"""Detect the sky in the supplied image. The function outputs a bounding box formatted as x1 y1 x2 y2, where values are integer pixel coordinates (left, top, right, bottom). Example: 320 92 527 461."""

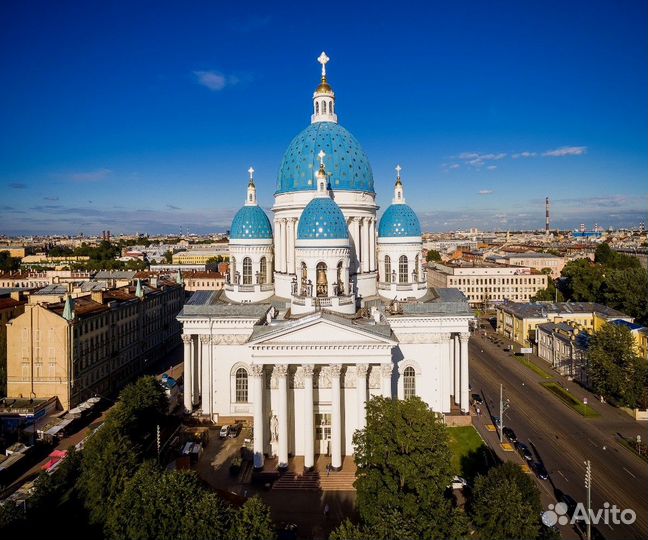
1 0 646 236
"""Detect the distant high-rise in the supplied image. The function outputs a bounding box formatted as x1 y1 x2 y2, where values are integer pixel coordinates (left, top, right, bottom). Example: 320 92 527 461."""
545 197 550 234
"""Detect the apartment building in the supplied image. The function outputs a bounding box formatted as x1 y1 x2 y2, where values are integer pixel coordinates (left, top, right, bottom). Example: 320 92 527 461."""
6 279 184 410
496 301 632 347
427 261 547 308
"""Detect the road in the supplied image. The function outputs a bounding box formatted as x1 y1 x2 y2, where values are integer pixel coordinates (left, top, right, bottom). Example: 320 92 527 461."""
470 330 648 540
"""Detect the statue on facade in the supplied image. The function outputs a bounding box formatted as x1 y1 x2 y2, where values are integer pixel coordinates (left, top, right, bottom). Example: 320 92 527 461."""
270 414 279 443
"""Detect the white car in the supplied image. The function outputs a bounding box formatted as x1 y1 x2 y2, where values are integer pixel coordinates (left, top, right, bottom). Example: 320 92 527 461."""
219 425 230 438
450 476 469 490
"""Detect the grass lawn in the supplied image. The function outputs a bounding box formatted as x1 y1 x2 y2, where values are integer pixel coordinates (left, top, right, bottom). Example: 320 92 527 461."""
512 354 553 379
540 382 600 417
447 426 494 482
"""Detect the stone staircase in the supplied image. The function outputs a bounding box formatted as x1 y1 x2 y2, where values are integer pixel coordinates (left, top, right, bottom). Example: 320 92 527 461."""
272 468 356 492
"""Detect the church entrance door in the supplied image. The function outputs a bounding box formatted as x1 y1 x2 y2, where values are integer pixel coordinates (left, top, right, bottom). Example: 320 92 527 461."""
315 413 331 455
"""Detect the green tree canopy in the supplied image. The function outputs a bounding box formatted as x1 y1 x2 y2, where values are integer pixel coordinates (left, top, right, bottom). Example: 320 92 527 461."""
106 462 234 540
559 258 605 302
349 396 466 540
588 322 648 408
0 251 20 272
426 249 442 263
470 462 542 540
229 496 277 540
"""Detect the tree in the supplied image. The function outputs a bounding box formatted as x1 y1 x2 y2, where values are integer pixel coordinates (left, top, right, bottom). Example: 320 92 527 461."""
329 519 369 540
111 376 169 442
559 259 605 302
470 462 542 540
106 462 233 540
588 323 648 408
595 243 640 270
229 496 276 540
594 243 614 265
599 268 648 324
350 396 466 539
0 251 20 272
531 279 564 302
426 249 441 263
163 250 173 263
78 419 140 525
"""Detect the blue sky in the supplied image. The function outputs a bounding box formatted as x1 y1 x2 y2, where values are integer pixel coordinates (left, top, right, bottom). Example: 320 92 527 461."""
1 0 646 235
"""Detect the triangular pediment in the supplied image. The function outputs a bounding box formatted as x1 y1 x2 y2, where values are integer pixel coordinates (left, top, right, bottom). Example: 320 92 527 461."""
249 312 396 346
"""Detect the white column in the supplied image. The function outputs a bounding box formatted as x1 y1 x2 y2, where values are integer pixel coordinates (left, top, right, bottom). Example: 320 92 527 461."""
192 337 199 405
352 218 361 273
360 218 368 272
460 332 470 412
369 219 375 271
276 364 289 468
356 364 368 431
330 364 342 470
280 219 287 273
303 364 315 470
200 335 210 412
287 219 295 274
453 334 460 405
182 335 193 412
381 363 392 398
251 364 265 469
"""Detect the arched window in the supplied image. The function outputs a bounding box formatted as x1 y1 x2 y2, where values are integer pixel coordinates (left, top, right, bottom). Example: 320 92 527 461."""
316 262 328 297
384 255 392 283
235 368 248 402
329 100 333 113
322 101 327 114
414 254 420 282
315 101 319 114
260 257 267 284
398 255 408 284
230 257 237 283
403 367 416 399
242 257 252 285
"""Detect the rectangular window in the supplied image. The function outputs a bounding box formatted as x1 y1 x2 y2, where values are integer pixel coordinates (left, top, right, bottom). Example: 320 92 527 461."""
315 413 331 440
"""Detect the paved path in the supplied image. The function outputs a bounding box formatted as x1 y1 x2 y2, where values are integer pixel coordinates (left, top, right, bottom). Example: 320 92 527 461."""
471 329 647 540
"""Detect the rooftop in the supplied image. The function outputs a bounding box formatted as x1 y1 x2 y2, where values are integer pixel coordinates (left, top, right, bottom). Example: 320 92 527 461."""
499 301 630 319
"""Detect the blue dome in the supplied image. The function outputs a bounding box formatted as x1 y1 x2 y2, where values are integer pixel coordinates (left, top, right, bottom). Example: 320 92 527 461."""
277 122 374 194
378 204 422 237
230 206 273 240
297 197 349 240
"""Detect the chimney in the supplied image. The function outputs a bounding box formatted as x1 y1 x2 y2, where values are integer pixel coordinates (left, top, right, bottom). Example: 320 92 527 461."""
91 290 104 304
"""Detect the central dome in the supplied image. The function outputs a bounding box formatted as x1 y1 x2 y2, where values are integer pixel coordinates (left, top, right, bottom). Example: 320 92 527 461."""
277 122 374 194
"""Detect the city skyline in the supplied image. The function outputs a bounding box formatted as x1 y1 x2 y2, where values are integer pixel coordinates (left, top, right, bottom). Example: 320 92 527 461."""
1 1 646 235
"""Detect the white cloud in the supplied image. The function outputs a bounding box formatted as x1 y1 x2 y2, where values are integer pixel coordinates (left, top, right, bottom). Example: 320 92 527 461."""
512 151 537 159
487 165 497 170
449 163 460 169
542 146 587 157
478 189 494 195
193 70 239 91
455 152 507 169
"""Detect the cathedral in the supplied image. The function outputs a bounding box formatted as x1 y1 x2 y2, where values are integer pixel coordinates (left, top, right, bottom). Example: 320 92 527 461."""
177 53 473 471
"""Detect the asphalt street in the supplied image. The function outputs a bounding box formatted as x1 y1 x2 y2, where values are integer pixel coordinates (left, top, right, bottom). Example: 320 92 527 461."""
469 331 647 540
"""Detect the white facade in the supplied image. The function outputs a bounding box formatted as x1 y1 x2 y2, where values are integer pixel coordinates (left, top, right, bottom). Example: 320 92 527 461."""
177 52 473 470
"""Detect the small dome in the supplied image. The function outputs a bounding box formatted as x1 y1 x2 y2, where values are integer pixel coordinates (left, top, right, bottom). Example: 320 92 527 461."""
378 204 422 238
277 122 374 194
230 206 272 240
297 197 349 240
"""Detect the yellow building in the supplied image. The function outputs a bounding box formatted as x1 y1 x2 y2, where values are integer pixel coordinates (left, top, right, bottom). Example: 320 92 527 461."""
1 293 27 394
6 279 184 410
496 301 633 347
172 248 229 265
608 319 648 360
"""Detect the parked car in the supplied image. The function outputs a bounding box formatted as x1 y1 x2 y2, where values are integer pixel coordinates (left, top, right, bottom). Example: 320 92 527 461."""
532 462 548 480
502 427 517 443
449 476 469 490
516 441 533 461
228 423 242 438
219 425 230 438
471 393 484 406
